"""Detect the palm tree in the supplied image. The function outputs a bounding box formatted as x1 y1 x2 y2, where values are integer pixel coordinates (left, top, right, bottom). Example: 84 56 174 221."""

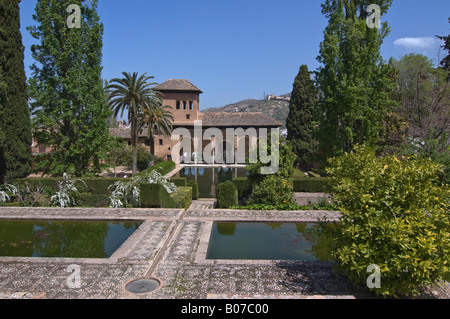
106 72 161 175
138 104 174 157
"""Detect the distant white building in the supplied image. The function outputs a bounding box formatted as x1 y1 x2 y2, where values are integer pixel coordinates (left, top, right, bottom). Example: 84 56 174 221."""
266 94 290 102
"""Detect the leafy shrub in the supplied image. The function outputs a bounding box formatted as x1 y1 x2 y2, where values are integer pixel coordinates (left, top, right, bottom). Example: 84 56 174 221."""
14 182 51 207
137 147 157 171
246 135 296 205
326 145 450 297
247 175 295 206
0 184 18 203
51 173 87 207
216 181 238 208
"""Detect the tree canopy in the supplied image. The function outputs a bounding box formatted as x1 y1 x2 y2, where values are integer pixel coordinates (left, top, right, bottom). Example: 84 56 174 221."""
286 64 318 170
28 0 111 177
315 0 398 163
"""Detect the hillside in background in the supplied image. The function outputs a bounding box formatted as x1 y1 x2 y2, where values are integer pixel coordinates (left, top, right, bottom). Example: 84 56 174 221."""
202 94 291 128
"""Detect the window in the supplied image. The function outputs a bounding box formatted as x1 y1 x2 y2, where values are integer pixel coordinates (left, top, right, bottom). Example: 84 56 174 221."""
38 144 46 154
189 101 194 110
183 101 187 110
159 139 163 146
176 101 181 109
186 114 190 120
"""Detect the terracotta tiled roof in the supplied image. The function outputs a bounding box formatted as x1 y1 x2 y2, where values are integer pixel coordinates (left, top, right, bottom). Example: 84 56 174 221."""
153 79 203 93
199 112 282 127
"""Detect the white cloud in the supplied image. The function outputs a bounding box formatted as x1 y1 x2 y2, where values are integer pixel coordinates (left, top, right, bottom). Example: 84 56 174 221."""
394 37 440 49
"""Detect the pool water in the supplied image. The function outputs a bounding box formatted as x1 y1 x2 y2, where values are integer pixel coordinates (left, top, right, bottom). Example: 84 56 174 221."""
0 220 142 258
206 222 334 261
174 166 248 198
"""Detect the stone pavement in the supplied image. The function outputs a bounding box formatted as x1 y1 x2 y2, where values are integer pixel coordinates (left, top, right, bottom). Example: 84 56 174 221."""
0 203 448 299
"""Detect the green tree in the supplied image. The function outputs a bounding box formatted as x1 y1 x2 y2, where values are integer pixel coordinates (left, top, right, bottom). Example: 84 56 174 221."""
392 53 450 182
286 65 318 170
315 0 398 163
437 17 450 78
0 0 33 183
28 0 111 177
106 72 162 175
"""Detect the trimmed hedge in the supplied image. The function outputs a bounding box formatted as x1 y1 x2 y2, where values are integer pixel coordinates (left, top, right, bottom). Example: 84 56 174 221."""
216 181 238 208
139 183 192 209
169 186 192 209
293 177 330 193
188 180 199 200
230 175 330 196
134 161 176 177
0 202 22 207
232 177 251 199
78 193 112 208
14 177 123 194
139 184 168 208
170 177 187 187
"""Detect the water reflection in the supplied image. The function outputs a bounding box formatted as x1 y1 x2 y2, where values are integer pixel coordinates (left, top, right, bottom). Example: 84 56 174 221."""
207 222 335 261
0 220 141 258
175 166 248 198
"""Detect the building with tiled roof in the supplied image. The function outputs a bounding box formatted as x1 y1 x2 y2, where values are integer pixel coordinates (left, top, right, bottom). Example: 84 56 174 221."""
153 79 203 93
110 79 282 164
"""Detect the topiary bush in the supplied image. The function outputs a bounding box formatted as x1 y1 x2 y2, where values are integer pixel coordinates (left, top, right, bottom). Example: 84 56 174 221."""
139 183 171 208
187 180 199 200
216 181 238 208
326 145 450 298
231 177 251 199
140 184 192 209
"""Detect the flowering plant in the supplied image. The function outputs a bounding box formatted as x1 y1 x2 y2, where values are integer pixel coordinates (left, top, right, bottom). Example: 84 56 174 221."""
109 169 177 208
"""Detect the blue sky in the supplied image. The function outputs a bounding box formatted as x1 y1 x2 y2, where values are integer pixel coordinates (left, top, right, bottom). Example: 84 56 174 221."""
19 0 450 110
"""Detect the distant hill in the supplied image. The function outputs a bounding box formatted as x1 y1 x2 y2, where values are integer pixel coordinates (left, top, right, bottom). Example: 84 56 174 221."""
202 94 291 128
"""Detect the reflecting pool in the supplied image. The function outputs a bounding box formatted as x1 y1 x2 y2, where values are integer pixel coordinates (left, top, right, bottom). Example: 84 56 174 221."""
207 222 334 261
0 220 142 258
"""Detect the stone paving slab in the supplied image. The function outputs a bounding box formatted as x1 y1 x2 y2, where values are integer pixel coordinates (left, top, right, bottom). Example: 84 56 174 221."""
0 204 448 300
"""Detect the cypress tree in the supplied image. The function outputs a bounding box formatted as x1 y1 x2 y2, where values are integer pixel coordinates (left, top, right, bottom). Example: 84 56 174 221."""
28 0 112 177
286 65 318 170
0 0 33 183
